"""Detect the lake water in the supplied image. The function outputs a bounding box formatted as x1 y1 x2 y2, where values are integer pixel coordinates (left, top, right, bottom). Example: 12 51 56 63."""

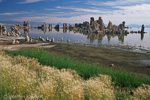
6 26 150 51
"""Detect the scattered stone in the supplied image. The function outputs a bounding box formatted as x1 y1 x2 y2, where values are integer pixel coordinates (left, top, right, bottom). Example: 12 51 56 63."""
61 37 63 41
16 40 20 44
109 64 114 67
41 38 45 41
67 39 70 43
30 38 33 42
12 39 16 44
51 38 55 42
25 35 30 42
46 37 51 42
39 36 42 40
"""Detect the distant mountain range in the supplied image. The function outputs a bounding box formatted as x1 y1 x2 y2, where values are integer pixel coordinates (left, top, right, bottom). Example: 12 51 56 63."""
0 20 150 28
126 24 150 28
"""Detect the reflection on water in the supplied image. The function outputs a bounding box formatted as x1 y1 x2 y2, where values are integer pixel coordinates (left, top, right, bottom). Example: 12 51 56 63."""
8 27 150 50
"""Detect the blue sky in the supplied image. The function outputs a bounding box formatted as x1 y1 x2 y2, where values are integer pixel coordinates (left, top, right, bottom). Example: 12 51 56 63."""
0 0 150 25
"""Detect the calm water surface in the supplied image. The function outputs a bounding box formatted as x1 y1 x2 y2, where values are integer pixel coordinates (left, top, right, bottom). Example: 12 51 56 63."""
6 26 150 51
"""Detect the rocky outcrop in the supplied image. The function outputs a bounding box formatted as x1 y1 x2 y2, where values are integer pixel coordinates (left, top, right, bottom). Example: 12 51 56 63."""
107 21 112 30
141 24 145 33
54 24 59 32
49 24 52 32
72 16 128 34
23 21 30 28
63 23 67 29
97 17 105 31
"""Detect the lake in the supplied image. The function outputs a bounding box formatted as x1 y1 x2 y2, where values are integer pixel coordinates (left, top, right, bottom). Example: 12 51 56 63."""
6 26 150 51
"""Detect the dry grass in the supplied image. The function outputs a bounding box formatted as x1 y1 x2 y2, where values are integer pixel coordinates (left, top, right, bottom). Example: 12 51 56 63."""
1 51 150 100
131 84 150 100
0 51 115 100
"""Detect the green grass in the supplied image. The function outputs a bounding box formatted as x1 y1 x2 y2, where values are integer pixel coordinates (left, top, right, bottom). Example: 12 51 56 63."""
115 92 131 100
4 49 150 88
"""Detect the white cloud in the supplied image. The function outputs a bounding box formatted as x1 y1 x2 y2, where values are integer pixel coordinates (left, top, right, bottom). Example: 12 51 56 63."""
44 8 58 11
12 1 150 25
87 0 150 6
19 0 45 4
56 6 110 14
0 12 24 16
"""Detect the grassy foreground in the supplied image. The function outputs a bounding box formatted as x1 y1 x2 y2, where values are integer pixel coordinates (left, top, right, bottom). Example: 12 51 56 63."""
4 49 150 88
1 50 150 100
0 51 115 100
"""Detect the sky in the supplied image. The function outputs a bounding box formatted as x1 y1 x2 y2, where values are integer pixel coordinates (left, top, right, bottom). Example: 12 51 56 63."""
0 0 150 25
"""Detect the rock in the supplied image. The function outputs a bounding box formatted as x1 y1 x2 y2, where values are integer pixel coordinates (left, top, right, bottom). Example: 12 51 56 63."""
46 37 51 42
51 38 55 42
23 21 27 27
7 32 10 36
63 23 67 28
41 38 45 41
39 36 42 40
54 24 59 32
42 22 47 28
27 21 30 27
107 21 112 30
90 17 95 25
109 64 114 67
49 24 52 31
141 24 145 33
61 37 63 41
16 40 20 44
12 39 15 44
30 38 33 42
25 35 30 42
97 17 105 31
23 21 30 28
69 24 74 30
67 39 70 43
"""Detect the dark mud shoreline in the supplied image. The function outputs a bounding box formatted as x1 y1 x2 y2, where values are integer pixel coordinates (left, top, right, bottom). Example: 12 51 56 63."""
44 43 150 77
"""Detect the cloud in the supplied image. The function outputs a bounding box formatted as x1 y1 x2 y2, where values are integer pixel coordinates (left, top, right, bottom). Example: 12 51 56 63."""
0 0 3 3
87 0 150 6
12 3 150 25
19 0 45 4
0 12 24 16
56 6 111 14
44 12 84 17
11 1 150 25
44 8 58 11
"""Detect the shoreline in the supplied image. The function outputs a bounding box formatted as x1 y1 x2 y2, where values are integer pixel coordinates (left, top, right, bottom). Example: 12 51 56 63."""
0 35 150 77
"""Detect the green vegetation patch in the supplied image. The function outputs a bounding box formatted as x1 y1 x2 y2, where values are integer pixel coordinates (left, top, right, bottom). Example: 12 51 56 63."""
4 49 150 88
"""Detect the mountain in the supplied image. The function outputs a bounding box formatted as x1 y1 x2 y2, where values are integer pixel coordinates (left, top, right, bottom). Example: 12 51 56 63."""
127 24 150 28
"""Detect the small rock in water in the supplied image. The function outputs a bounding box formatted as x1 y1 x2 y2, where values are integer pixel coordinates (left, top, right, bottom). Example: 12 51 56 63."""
41 38 45 41
61 37 63 41
51 38 55 42
109 64 114 67
46 37 49 41
67 39 70 43
39 36 42 40
16 40 20 44
30 38 33 42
